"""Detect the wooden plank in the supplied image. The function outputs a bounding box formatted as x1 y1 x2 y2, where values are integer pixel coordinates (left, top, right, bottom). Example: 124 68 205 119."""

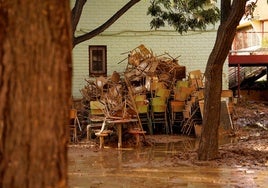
220 101 233 130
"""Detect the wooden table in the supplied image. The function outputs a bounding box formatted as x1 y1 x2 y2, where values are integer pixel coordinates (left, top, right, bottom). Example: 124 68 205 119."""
107 118 138 148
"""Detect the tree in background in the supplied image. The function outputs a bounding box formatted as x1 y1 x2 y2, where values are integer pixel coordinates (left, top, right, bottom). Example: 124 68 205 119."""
0 1 72 187
147 0 220 33
71 0 141 47
147 0 247 160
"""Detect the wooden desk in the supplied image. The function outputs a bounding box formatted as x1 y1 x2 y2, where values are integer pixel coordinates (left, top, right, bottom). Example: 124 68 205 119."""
107 118 138 148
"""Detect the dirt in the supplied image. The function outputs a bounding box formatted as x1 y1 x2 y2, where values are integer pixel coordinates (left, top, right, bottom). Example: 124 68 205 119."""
70 99 268 168
150 99 268 169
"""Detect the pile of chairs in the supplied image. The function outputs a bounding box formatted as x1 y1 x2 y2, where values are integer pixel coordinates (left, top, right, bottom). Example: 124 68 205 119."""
130 69 206 135
69 69 234 144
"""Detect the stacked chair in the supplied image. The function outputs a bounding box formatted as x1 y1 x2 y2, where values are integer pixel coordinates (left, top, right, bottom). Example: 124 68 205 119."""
151 96 169 134
169 80 191 134
170 100 185 134
150 86 171 134
134 94 153 135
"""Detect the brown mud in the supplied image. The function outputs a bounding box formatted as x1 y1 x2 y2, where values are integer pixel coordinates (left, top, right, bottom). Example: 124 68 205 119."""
68 100 268 187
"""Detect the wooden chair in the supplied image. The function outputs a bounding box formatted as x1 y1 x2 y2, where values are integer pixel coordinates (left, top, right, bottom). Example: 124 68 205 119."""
86 100 107 140
150 81 166 97
181 101 202 135
69 109 81 143
189 70 204 90
170 101 185 134
174 86 193 101
94 118 113 149
155 88 170 99
134 94 153 135
151 97 169 134
175 80 189 89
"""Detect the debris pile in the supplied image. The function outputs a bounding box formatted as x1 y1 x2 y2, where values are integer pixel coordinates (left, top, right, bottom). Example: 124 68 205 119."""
80 44 186 120
78 44 233 143
124 44 186 93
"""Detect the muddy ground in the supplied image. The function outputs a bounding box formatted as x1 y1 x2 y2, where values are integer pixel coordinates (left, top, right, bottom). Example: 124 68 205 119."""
69 100 268 170
164 99 268 170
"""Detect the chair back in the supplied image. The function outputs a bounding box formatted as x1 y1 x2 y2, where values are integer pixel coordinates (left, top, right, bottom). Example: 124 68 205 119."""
137 104 149 114
151 81 166 91
155 88 170 99
189 70 203 79
70 109 77 119
152 105 166 113
189 70 204 89
174 86 193 101
170 101 185 112
90 101 105 115
151 97 166 113
176 80 189 89
151 97 166 106
135 94 147 102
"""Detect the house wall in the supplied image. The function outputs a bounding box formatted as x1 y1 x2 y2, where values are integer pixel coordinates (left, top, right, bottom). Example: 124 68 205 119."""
254 0 268 20
71 0 228 99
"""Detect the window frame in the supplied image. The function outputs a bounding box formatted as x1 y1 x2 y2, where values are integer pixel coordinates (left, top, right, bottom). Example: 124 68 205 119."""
88 45 107 77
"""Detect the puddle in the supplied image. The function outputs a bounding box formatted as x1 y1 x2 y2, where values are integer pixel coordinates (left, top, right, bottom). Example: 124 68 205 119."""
68 136 268 188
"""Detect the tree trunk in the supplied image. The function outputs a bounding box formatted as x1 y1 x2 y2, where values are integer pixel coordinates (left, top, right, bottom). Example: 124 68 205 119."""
0 1 72 188
198 0 247 160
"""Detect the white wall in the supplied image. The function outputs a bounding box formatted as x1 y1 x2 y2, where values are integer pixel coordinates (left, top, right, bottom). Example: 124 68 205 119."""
71 0 228 98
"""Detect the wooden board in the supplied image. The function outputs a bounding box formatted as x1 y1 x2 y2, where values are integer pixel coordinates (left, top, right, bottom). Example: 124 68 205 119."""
198 100 233 130
220 101 233 130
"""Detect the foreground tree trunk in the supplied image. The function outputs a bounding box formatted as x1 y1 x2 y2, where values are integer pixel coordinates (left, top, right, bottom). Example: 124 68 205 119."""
0 1 72 188
198 0 247 160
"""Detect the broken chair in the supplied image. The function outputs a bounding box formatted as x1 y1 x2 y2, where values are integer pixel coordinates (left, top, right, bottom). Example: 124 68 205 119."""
181 101 202 135
87 100 107 140
69 109 81 143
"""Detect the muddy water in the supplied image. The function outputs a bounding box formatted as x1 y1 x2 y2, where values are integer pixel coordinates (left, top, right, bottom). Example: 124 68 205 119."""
68 136 268 188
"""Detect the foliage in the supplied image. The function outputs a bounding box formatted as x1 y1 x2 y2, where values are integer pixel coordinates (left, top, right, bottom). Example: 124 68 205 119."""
147 0 220 33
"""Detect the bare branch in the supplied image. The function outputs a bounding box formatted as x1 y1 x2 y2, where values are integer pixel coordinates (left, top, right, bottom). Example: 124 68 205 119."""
73 0 141 47
71 0 87 33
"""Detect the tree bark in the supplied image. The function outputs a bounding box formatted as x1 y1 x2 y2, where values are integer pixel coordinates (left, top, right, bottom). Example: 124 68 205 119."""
198 0 247 160
0 1 72 188
73 0 141 46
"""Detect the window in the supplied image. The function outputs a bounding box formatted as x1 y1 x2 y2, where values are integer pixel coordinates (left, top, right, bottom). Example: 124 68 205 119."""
89 45 107 76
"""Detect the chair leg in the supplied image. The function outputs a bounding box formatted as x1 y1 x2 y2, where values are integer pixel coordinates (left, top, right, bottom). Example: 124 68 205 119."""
99 136 105 149
165 112 169 134
95 132 108 149
148 118 153 135
73 127 78 143
86 124 91 141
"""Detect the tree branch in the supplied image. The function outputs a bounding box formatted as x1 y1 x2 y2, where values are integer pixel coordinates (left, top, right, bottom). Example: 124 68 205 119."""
73 0 141 47
71 0 87 34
